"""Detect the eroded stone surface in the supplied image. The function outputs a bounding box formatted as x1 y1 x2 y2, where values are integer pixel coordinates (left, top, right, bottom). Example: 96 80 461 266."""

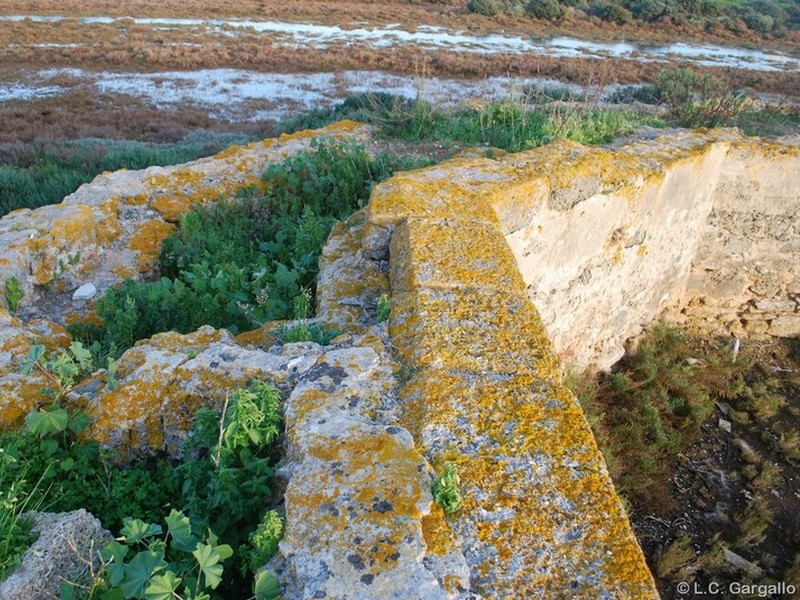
82 325 324 457
274 341 469 598
0 510 112 600
0 308 71 429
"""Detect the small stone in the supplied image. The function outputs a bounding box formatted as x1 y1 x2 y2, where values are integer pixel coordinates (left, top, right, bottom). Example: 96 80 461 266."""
72 283 97 301
722 547 764 576
768 314 800 337
718 418 731 433
716 401 733 416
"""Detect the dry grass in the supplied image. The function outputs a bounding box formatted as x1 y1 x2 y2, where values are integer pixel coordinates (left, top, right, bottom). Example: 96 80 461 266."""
0 3 797 99
1 0 797 50
0 90 270 145
656 535 695 579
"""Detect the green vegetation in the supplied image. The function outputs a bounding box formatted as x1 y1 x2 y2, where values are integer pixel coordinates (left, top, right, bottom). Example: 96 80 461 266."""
0 134 251 218
1 342 286 596
90 137 429 354
376 293 391 324
569 322 800 593
177 382 282 552
567 322 746 507
3 277 22 312
60 512 234 600
657 68 749 127
275 322 341 345
282 92 660 152
466 0 799 34
431 464 463 515
0 447 41 581
243 511 284 575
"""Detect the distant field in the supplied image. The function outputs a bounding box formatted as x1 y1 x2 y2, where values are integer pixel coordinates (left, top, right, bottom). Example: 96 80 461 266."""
0 0 797 49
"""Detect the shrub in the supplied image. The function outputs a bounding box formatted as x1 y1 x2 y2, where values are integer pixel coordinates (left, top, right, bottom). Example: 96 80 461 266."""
568 322 751 508
467 0 500 15
602 2 633 23
606 84 663 105
658 67 748 128
95 138 419 352
526 0 566 20
628 0 666 20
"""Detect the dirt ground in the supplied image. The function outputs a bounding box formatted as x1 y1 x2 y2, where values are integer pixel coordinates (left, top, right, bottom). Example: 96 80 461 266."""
632 339 800 599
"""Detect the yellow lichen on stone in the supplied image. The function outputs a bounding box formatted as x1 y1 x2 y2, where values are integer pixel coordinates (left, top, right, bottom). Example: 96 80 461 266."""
150 194 195 223
366 133 660 597
278 120 362 144
94 196 122 244
389 217 525 293
234 321 285 348
128 220 176 270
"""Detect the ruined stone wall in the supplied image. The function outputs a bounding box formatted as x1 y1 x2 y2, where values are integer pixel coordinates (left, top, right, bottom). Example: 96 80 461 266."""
676 140 800 338
2 123 798 598
489 131 799 370
360 157 658 598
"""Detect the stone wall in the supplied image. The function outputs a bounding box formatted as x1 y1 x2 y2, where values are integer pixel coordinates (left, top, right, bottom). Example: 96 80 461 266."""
0 121 367 321
675 140 800 338
467 131 798 371
2 123 798 598
360 155 659 597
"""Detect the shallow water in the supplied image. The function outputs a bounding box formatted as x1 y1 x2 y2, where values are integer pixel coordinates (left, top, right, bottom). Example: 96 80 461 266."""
3 67 593 121
1 15 797 72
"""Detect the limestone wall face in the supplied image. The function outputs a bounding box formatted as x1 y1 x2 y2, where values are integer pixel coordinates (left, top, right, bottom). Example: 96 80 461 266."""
676 140 800 338
489 132 799 370
499 135 730 370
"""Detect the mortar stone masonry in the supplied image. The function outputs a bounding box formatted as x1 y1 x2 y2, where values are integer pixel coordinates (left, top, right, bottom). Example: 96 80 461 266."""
0 123 798 598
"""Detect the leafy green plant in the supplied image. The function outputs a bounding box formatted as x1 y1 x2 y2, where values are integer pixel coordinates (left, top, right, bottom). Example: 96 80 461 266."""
431 464 463 515
21 342 118 405
60 511 233 600
3 277 22 312
243 511 284 574
376 293 391 323
275 322 341 345
178 382 282 554
94 138 422 353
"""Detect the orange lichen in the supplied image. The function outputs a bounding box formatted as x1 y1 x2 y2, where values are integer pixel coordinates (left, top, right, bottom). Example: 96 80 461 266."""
367 133 660 596
234 321 285 347
278 119 362 144
150 194 195 222
420 504 459 557
127 220 176 270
